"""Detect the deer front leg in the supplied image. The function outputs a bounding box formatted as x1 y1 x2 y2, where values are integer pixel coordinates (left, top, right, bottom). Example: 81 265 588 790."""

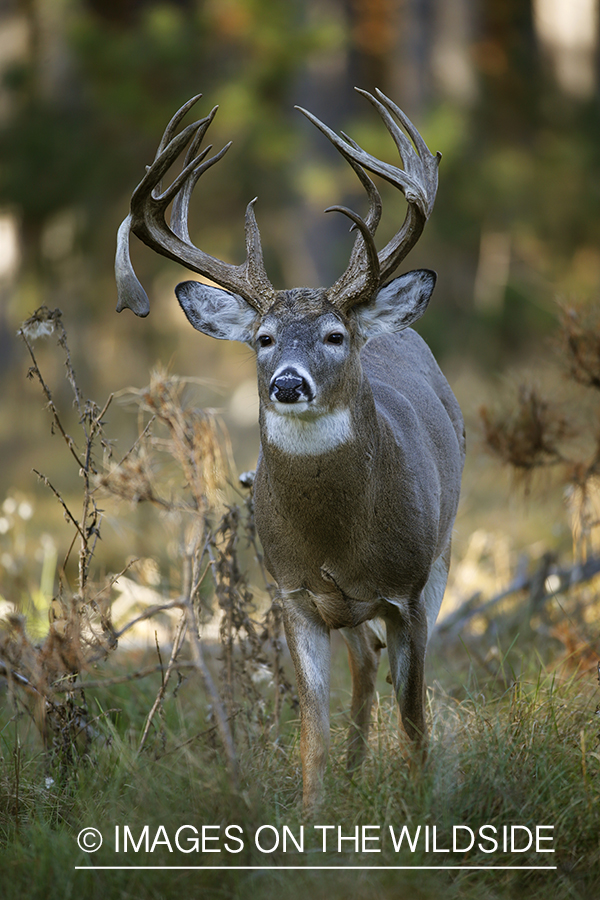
384 601 428 750
340 621 384 771
282 596 331 813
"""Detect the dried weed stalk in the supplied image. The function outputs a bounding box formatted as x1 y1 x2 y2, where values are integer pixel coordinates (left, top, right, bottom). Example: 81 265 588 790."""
2 309 295 779
560 305 600 391
477 303 600 666
208 496 295 742
1 307 117 764
101 372 295 751
480 384 570 474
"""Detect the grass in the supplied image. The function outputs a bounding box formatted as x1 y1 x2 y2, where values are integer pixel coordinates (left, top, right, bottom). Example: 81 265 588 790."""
1 644 599 900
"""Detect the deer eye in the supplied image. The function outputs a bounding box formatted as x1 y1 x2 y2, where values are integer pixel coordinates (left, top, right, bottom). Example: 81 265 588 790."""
257 334 273 348
325 332 344 345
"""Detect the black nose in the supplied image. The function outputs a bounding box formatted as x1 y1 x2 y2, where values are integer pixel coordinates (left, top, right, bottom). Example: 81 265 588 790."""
270 370 311 403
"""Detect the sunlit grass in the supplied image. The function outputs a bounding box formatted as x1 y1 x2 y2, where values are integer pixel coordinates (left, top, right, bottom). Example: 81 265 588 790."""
1 648 598 900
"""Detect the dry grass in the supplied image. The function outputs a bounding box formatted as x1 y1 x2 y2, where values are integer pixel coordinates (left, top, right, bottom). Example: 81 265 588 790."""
480 384 570 474
480 302 600 568
1 308 294 779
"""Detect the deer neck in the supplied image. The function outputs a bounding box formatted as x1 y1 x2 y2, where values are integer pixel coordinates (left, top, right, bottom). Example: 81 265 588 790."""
257 375 380 504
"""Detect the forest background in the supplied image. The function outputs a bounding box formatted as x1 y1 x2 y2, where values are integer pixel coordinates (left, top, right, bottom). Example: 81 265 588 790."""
1 0 599 555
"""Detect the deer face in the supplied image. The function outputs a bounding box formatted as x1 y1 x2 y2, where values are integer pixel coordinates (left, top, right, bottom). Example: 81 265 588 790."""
176 270 436 454
254 293 358 414
255 298 365 455
176 281 360 410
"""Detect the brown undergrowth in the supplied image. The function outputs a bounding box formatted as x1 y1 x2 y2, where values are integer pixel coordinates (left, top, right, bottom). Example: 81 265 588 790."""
478 302 600 680
0 306 295 779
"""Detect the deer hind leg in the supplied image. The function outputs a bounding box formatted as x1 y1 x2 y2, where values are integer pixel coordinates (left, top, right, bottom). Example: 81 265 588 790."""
422 543 451 635
384 601 429 749
340 619 386 771
385 549 451 751
281 596 331 813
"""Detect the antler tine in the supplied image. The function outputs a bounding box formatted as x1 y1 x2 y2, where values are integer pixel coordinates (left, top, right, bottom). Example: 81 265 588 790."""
169 129 231 242
151 93 205 198
115 96 277 318
372 88 439 211
295 105 383 308
156 93 204 158
296 89 440 309
355 89 424 200
338 132 383 233
328 136 383 305
325 204 380 289
116 112 216 317
115 213 151 316
297 101 424 209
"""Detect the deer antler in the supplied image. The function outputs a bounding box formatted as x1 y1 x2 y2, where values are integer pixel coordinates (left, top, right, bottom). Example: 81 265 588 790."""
296 88 441 312
115 95 277 317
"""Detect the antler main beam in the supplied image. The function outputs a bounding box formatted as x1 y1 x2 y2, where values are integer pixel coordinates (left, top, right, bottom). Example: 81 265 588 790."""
115 95 277 317
296 88 441 311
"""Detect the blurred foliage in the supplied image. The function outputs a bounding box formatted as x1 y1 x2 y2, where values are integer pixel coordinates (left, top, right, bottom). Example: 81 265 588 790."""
0 0 333 281
0 1 597 327
1 0 599 551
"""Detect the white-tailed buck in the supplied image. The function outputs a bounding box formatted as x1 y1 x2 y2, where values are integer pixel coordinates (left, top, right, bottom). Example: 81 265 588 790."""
115 90 465 810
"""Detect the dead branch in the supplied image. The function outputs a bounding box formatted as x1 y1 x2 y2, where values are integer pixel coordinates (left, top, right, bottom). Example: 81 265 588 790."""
179 550 238 784
19 322 84 470
32 470 85 541
138 613 187 752
113 599 184 639
438 552 600 636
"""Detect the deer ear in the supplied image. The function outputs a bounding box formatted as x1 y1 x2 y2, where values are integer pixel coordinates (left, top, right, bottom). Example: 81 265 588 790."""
175 281 259 343
355 269 436 340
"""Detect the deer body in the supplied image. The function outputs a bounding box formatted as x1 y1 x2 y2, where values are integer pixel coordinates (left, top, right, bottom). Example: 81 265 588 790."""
254 328 462 621
115 90 465 810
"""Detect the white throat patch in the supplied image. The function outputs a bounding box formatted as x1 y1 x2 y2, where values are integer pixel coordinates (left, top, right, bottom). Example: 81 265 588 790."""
264 408 353 456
